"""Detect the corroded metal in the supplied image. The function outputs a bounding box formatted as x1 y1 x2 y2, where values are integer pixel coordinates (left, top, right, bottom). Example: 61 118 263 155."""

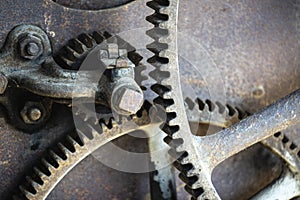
0 0 299 200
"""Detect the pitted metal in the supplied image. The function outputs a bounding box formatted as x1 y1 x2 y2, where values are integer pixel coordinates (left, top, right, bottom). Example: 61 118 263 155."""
0 0 299 200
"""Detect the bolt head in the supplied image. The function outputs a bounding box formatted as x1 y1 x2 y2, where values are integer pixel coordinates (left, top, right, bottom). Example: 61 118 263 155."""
112 87 144 115
20 102 45 124
26 42 40 56
19 35 43 60
29 108 42 121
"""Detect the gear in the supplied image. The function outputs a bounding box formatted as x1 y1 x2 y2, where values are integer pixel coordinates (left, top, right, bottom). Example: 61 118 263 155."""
15 95 300 200
146 0 221 198
14 106 152 200
55 31 143 70
183 97 300 199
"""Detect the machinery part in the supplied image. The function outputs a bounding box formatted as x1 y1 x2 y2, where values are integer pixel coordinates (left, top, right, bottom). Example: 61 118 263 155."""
146 0 221 198
19 34 44 60
175 89 300 199
55 31 145 116
110 77 144 115
1 1 298 199
54 31 142 71
0 25 143 106
20 101 47 125
0 89 53 133
184 98 300 199
0 25 145 131
144 1 300 199
15 107 155 200
193 89 300 172
15 94 300 200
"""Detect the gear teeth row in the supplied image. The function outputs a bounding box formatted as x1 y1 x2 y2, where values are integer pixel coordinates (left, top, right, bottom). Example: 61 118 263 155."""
185 96 300 196
55 31 143 71
146 0 219 199
15 115 119 200
184 97 248 128
262 131 300 171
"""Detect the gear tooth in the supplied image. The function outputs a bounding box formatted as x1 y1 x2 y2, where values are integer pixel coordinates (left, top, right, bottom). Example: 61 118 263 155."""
33 167 48 182
77 129 91 145
57 143 72 157
285 140 293 148
68 38 85 54
226 104 236 116
205 99 216 112
184 97 195 110
41 158 56 172
73 38 87 50
66 135 81 149
110 119 118 128
134 64 148 86
91 31 105 44
203 104 210 114
57 55 74 68
86 124 102 138
184 185 205 199
231 108 239 119
65 46 80 58
19 185 35 199
179 172 199 187
100 122 109 132
146 28 169 40
146 13 169 26
147 41 168 54
78 33 95 48
179 155 191 165
26 176 40 189
49 150 64 165
215 101 226 114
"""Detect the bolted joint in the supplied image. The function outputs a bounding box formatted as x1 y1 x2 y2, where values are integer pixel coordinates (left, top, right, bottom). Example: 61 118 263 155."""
19 34 44 60
111 77 144 116
20 102 46 124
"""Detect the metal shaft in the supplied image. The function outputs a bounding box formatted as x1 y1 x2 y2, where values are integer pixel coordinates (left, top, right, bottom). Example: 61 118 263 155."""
197 88 300 171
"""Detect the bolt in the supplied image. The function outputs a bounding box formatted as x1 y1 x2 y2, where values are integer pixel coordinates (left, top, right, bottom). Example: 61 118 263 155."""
20 102 44 124
28 108 42 121
111 82 144 115
26 42 40 56
19 35 43 60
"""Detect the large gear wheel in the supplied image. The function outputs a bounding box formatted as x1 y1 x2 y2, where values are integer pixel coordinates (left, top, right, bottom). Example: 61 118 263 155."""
15 94 300 200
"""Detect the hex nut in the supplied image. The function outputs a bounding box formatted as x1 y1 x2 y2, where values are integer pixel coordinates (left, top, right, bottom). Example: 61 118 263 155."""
111 84 144 115
20 102 45 124
19 34 43 60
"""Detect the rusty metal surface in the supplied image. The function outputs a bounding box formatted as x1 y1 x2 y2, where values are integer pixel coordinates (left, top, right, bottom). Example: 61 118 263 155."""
0 104 74 200
0 0 299 199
